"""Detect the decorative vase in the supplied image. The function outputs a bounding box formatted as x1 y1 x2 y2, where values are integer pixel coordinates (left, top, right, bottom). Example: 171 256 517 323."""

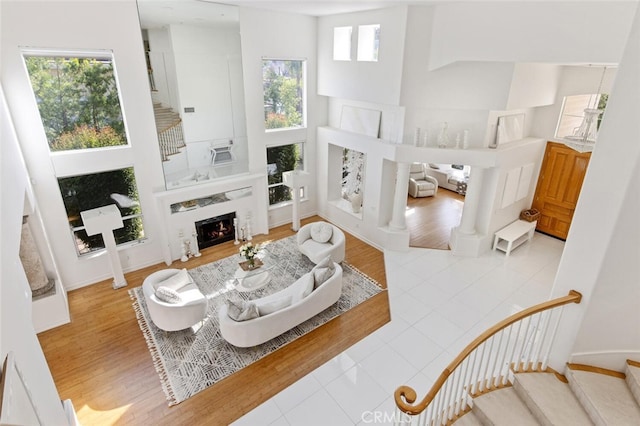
247 257 255 269
437 122 450 148
463 130 470 149
350 193 363 213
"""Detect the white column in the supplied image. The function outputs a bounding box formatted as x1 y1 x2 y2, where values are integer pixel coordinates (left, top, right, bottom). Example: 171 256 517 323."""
458 167 485 235
283 170 310 232
389 162 411 231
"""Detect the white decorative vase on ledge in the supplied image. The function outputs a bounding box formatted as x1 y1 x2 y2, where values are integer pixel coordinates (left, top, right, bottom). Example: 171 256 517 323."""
350 193 363 214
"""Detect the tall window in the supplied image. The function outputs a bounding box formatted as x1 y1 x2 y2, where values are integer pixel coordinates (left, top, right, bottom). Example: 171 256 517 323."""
59 168 144 255
357 24 380 62
556 94 608 139
262 59 305 130
267 142 304 205
24 54 128 151
24 51 145 256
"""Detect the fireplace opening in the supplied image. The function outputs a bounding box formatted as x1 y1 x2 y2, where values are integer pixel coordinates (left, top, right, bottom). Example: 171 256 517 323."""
195 212 235 250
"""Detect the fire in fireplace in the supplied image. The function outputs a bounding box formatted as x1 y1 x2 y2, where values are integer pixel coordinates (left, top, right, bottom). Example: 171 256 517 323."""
195 212 236 250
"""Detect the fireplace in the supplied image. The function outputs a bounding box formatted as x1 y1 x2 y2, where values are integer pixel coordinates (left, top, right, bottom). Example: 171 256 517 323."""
195 212 235 250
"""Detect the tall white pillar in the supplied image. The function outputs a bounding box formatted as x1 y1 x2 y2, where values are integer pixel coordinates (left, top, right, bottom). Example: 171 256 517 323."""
458 167 484 235
80 205 127 289
389 162 411 231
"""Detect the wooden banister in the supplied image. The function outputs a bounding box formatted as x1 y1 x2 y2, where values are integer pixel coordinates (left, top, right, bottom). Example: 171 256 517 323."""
395 290 582 416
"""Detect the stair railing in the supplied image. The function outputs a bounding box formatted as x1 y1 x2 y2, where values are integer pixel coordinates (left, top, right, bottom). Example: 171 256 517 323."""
157 120 185 161
394 290 582 425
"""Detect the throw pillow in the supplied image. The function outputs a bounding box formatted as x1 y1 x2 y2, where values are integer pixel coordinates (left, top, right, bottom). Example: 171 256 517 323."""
291 273 315 303
226 299 259 322
157 269 192 291
257 295 293 316
310 222 333 243
155 286 182 304
312 255 336 289
428 163 440 169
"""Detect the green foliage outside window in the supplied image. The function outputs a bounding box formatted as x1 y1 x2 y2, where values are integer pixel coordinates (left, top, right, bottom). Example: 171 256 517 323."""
267 143 303 205
58 168 143 255
263 60 304 130
24 55 127 151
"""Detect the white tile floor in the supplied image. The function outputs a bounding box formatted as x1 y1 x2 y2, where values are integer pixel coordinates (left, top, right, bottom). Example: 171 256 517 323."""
232 232 565 426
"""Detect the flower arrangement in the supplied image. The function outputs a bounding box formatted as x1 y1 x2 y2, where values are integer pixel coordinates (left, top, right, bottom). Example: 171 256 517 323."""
239 242 262 264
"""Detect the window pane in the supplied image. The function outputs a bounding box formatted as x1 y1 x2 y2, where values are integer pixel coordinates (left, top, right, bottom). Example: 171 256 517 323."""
58 168 144 255
267 142 304 205
556 93 608 139
357 24 380 62
24 55 128 152
333 26 352 61
263 60 305 130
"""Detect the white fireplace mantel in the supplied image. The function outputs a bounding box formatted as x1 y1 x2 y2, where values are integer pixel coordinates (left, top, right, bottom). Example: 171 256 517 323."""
154 173 268 264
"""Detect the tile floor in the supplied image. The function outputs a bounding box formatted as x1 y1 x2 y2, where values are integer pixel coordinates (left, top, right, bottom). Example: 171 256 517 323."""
232 232 565 426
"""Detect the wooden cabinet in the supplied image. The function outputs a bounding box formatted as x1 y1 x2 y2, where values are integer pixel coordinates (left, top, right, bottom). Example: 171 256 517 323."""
531 142 591 240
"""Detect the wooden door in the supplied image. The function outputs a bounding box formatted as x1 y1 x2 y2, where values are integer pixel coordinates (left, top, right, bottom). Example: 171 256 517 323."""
532 142 591 240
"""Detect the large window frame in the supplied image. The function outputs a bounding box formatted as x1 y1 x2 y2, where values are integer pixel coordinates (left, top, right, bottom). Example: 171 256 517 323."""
262 59 307 131
23 49 145 257
266 142 306 207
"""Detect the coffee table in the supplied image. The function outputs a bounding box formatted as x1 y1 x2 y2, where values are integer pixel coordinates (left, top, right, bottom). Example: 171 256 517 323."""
233 254 276 292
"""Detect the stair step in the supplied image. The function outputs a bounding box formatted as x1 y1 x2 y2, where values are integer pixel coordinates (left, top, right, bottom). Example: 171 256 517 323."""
566 367 640 426
513 372 593 425
454 410 483 425
625 361 640 408
472 387 539 426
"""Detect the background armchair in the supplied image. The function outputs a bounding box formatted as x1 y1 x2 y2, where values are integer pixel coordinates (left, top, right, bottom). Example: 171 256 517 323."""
408 163 438 198
297 221 346 264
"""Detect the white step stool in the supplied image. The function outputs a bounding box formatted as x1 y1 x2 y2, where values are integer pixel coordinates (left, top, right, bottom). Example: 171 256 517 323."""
493 220 537 256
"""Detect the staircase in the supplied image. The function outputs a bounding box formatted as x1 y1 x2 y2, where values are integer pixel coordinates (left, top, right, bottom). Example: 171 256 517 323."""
153 102 185 161
456 360 640 425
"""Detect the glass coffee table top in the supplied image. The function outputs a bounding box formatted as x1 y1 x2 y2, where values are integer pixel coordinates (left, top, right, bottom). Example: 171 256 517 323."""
233 252 276 292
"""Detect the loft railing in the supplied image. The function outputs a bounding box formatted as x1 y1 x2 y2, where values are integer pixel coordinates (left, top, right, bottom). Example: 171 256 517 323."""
394 290 582 425
158 120 185 161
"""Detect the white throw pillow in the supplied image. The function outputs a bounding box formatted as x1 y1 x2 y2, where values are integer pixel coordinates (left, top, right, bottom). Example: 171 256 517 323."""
310 223 333 243
257 296 293 316
226 299 259 322
312 255 336 289
291 274 315 303
155 286 182 304
157 269 192 291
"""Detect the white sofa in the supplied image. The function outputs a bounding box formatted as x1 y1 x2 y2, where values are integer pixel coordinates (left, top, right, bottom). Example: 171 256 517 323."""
218 262 343 347
424 163 469 193
297 221 346 264
142 269 208 332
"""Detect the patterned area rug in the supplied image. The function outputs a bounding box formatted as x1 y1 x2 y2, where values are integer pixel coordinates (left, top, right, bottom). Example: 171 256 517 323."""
129 235 383 406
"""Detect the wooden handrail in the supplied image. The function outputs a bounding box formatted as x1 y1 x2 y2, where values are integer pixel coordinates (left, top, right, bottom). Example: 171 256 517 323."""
395 290 582 415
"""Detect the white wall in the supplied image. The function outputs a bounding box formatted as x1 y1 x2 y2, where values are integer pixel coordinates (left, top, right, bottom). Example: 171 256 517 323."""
1 0 166 290
429 2 636 70
318 6 408 105
549 3 640 372
239 7 324 228
0 84 68 425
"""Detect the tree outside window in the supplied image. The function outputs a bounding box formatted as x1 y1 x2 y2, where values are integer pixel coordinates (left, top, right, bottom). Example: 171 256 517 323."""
24 55 127 151
263 60 305 130
267 143 304 205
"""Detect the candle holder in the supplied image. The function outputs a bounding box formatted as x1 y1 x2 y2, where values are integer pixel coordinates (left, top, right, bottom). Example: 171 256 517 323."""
192 229 201 257
233 218 239 245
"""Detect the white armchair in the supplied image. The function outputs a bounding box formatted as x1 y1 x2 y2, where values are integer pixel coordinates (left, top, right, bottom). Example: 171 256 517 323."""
297 221 346 264
408 163 438 198
142 269 208 332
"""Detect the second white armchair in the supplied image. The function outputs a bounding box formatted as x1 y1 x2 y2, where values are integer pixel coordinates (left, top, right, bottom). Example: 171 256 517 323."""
408 163 438 198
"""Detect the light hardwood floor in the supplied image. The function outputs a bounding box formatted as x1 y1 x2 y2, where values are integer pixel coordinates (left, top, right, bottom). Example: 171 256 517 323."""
407 189 465 250
38 216 389 426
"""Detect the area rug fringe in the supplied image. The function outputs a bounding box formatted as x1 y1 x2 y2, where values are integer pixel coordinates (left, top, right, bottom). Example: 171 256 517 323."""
342 261 382 289
129 292 179 405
